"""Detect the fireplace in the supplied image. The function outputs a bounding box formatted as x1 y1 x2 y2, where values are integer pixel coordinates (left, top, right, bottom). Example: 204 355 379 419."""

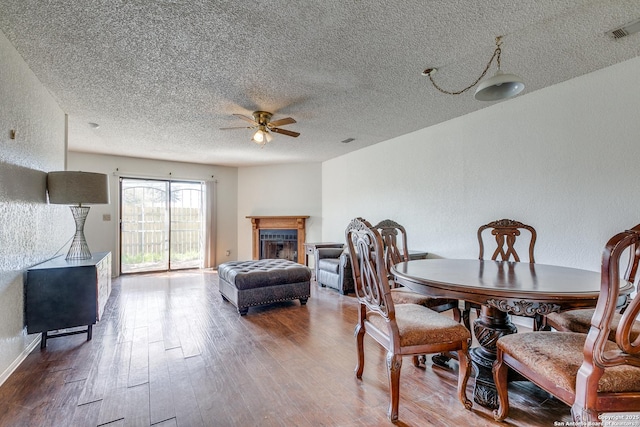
260 229 298 261
247 216 309 264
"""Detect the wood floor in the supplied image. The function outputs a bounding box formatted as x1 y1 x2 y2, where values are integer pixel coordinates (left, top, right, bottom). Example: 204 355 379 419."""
0 270 572 426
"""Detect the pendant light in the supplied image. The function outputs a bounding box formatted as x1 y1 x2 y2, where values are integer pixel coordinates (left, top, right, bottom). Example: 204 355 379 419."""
423 36 525 101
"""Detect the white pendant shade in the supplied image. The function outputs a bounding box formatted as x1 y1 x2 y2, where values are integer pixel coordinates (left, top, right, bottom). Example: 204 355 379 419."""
474 71 525 101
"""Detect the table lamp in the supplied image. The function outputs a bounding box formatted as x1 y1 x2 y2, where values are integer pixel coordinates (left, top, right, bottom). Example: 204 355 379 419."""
47 171 110 260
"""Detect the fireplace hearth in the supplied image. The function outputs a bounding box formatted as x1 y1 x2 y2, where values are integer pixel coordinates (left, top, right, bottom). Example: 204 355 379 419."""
247 216 309 264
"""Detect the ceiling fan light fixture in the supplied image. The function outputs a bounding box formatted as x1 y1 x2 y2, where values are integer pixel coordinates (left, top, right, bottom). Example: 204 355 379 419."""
221 110 299 145
252 126 272 145
474 71 525 101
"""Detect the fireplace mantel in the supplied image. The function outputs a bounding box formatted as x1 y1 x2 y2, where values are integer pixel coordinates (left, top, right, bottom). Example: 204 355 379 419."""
247 216 309 264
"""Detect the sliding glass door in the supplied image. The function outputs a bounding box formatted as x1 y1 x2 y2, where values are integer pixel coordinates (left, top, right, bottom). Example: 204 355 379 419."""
120 178 204 274
169 181 205 270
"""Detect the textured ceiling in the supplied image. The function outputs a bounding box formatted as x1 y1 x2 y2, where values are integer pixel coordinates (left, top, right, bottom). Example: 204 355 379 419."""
1 1 640 167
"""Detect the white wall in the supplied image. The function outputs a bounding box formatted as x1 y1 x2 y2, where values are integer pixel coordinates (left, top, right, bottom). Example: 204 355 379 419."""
67 152 238 273
323 55 640 273
237 163 322 261
62 155 324 271
0 30 68 381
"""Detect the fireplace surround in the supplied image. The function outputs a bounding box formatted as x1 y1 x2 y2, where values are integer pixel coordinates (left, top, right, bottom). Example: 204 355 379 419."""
247 216 309 264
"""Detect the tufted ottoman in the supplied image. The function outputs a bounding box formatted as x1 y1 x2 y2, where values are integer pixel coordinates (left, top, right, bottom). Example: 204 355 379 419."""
217 259 312 315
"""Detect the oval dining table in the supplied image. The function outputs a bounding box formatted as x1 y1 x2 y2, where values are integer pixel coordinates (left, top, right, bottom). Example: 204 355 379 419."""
390 258 632 410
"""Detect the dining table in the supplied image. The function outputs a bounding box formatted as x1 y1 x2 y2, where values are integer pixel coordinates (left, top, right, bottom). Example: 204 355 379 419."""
390 258 632 410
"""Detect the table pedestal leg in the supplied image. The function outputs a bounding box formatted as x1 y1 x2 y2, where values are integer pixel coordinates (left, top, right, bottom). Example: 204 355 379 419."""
471 305 517 409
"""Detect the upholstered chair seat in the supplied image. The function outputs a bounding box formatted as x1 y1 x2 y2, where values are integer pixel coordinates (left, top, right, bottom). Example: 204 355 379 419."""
497 332 640 395
390 288 459 312
367 304 470 347
545 310 640 342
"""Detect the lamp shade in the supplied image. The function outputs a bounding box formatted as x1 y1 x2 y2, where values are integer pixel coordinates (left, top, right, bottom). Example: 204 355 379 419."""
47 171 110 205
474 71 525 101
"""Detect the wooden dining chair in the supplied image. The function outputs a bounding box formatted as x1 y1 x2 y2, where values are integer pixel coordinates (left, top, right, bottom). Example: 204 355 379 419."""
492 225 640 423
345 218 472 423
463 218 537 330
372 219 461 321
544 232 638 338
545 305 640 342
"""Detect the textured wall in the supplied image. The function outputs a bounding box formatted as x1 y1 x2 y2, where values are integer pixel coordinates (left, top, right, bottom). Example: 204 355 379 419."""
322 55 640 273
0 30 66 379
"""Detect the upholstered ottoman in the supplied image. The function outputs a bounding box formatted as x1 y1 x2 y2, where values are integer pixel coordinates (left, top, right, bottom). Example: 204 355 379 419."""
218 259 311 315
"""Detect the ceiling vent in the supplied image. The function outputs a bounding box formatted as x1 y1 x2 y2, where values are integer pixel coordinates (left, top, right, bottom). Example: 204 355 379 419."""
606 18 640 39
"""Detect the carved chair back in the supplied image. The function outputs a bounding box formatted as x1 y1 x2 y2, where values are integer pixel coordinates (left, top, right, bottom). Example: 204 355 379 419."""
478 219 537 263
574 225 640 418
468 219 538 329
345 217 396 322
371 219 461 319
618 239 640 311
373 219 409 278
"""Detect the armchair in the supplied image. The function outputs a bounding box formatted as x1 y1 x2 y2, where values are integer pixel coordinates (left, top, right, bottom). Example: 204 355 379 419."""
492 224 640 423
315 247 354 295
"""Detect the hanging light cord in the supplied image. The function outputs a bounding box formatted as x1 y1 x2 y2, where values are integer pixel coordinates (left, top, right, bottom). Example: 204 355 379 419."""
425 36 503 95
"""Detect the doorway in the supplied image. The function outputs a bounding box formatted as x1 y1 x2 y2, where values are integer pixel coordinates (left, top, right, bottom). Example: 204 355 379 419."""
120 178 205 273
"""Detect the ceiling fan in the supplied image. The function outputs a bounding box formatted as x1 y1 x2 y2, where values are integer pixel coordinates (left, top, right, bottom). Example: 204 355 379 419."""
221 111 300 146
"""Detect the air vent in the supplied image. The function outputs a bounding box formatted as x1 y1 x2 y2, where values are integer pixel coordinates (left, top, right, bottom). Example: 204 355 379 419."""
606 18 640 39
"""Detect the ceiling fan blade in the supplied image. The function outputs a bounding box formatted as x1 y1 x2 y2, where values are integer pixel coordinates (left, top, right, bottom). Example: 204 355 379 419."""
220 125 256 130
271 127 300 138
268 117 296 127
233 114 258 125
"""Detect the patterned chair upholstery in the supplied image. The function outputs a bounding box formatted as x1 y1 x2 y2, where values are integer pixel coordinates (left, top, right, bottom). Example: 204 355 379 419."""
545 309 640 341
545 241 637 337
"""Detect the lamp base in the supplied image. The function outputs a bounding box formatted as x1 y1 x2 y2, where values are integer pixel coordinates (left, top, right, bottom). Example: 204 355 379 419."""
66 206 92 260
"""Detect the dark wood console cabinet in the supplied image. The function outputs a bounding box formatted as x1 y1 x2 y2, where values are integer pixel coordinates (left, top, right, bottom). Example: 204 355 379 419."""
26 252 111 348
408 250 429 260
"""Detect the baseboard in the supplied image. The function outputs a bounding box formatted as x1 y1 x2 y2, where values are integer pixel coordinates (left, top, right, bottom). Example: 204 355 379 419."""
0 335 40 387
